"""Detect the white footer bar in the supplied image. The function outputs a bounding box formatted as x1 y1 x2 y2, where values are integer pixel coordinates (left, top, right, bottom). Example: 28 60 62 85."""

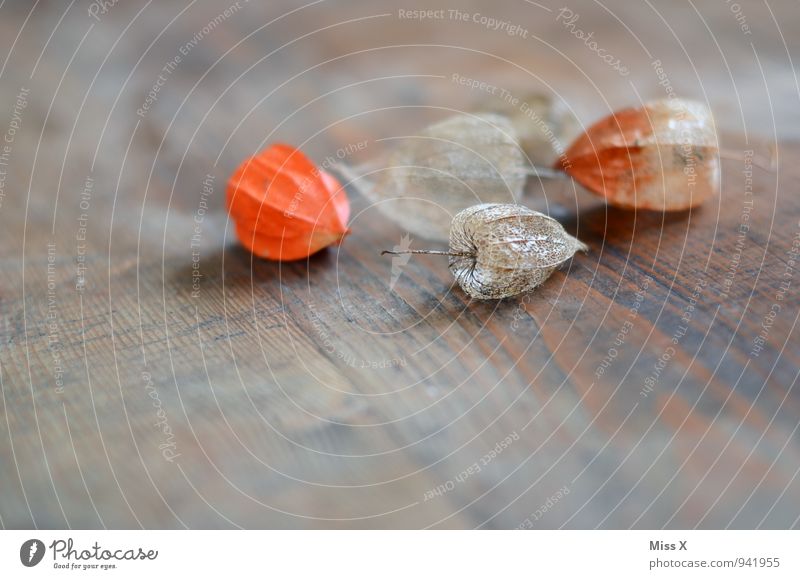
1 530 796 577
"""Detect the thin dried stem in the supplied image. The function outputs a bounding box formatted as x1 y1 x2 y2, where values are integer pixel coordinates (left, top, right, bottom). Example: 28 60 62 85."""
328 161 370 188
381 249 471 258
524 164 571 180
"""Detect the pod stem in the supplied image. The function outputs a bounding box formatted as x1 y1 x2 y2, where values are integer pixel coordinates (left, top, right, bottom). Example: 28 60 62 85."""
328 161 368 187
381 249 470 257
525 164 571 180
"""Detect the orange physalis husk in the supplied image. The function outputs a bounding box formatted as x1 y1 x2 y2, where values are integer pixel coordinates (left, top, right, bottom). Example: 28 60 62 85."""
226 144 350 261
557 99 720 211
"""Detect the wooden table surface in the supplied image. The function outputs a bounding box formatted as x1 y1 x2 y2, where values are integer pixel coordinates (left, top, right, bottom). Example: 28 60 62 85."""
1 0 799 529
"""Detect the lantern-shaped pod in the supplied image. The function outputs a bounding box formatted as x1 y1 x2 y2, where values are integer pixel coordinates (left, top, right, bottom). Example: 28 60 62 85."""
558 99 719 211
227 144 350 261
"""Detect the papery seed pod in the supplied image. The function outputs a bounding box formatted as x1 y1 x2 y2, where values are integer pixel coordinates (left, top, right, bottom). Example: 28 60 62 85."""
557 99 720 211
226 144 350 261
369 113 528 241
480 92 581 167
383 203 587 300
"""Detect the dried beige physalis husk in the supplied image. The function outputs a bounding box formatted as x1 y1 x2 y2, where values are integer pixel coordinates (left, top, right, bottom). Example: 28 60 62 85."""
480 92 580 167
383 203 587 300
369 113 528 241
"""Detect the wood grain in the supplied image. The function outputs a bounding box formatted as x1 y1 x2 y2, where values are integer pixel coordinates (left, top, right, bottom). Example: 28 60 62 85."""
1 0 799 529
